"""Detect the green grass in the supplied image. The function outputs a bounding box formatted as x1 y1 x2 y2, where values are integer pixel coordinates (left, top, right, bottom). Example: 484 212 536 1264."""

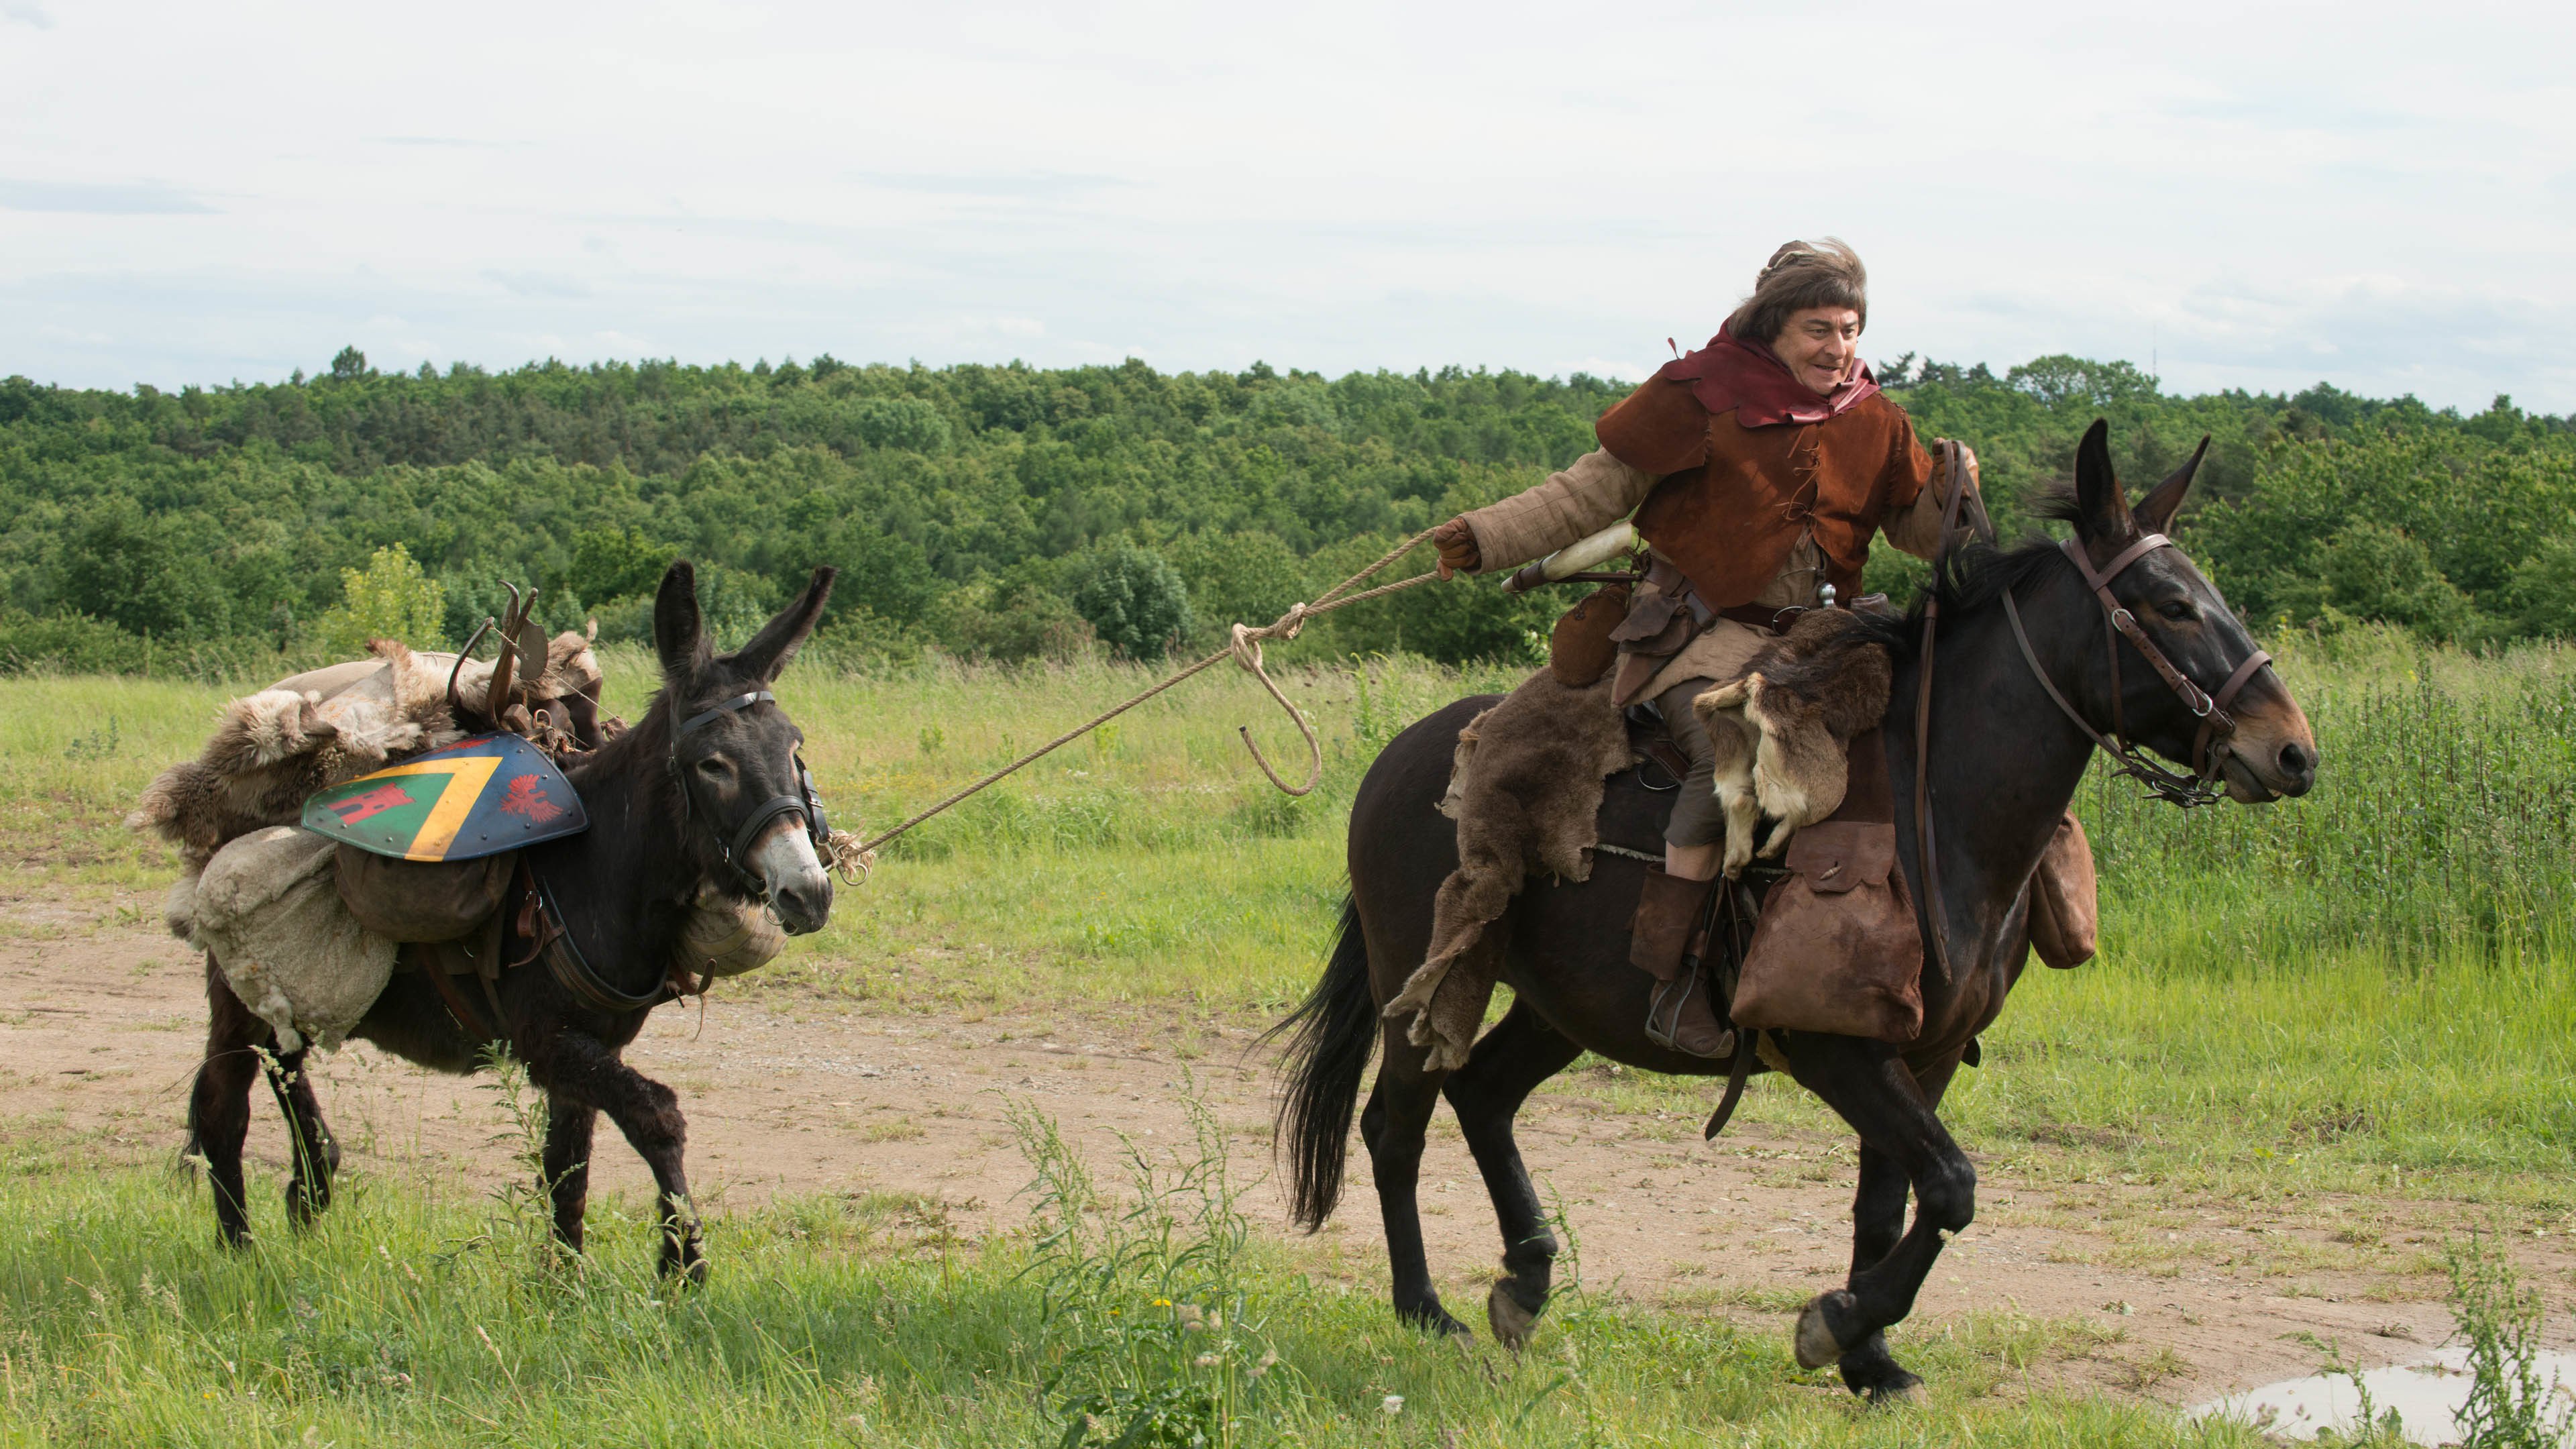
0 1093 2270 1449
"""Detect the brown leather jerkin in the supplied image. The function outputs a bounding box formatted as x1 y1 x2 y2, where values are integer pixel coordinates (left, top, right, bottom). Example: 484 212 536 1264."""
1727 728 1925 1042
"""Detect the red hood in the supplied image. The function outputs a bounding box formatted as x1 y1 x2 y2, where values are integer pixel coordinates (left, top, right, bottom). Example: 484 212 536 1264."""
1659 325 1879 427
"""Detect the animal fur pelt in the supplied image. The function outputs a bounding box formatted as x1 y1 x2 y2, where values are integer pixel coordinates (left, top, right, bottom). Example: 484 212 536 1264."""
129 631 603 872
1691 608 1892 877
129 640 466 873
1383 667 1634 1071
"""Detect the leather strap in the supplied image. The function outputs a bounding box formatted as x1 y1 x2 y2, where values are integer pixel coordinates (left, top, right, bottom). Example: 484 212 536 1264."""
1912 441 1984 987
676 690 775 739
420 945 495 1039
1701 1034 1760 1140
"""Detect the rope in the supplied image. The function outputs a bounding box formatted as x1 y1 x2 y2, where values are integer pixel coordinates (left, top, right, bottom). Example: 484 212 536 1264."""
838 526 1445 864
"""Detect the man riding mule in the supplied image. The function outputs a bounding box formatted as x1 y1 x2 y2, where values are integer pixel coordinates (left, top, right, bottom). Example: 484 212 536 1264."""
1429 239 1990 1056
1279 242 2320 1398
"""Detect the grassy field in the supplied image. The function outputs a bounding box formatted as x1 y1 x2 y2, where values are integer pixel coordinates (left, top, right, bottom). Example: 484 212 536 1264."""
2 627 2572 1443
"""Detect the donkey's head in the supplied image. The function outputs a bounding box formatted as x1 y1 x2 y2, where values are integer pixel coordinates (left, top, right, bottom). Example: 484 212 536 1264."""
653 562 839 932
2063 420 2317 802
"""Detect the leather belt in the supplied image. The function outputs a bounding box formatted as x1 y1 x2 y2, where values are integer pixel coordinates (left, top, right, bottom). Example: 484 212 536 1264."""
1642 557 1804 636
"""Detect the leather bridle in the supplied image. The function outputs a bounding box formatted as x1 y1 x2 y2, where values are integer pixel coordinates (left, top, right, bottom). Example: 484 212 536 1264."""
2000 535 2273 810
669 689 832 900
1912 446 2275 986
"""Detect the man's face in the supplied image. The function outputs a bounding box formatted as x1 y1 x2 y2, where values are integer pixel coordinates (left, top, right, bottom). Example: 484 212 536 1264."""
1768 306 1863 395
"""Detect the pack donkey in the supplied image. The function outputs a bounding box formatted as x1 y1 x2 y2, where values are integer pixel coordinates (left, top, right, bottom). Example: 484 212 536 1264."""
186 562 837 1279
1276 421 2320 1399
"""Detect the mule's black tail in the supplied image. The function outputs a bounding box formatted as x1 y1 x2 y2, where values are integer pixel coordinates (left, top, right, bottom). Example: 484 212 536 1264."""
1271 897 1378 1231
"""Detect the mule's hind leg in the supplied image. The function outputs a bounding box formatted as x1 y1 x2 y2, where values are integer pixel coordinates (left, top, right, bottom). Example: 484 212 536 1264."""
527 1030 702 1281
1360 1030 1465 1336
541 1099 598 1252
262 1048 341 1228
187 957 264 1248
1441 1002 1581 1348
1778 1040 1974 1392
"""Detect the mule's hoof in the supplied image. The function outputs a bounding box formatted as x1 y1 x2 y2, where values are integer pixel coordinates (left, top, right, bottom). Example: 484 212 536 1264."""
1487 1283 1542 1350
1793 1292 1855 1369
1862 1375 1924 1407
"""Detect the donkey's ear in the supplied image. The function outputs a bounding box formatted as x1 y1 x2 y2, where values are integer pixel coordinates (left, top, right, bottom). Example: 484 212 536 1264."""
653 561 710 683
727 566 837 682
2072 419 2133 545
2132 435 2210 535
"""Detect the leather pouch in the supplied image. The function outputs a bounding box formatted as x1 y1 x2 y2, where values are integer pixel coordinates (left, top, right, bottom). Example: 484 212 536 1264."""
335 845 515 944
2025 812 2098 969
1728 731 1925 1042
1549 582 1631 687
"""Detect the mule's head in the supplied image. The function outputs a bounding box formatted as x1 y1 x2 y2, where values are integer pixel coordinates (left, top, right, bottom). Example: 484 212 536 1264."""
2066 420 2318 802
654 561 839 932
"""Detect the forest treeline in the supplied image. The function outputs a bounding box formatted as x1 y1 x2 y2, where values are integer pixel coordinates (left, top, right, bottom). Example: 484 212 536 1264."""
3 345 2571 675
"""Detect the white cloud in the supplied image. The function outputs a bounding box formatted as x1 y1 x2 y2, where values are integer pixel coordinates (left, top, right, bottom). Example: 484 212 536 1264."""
1 1 2571 410
3 3 52 30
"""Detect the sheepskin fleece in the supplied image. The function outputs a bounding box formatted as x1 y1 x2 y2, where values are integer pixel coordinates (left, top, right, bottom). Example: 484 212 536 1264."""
1383 668 1633 1071
182 826 396 1052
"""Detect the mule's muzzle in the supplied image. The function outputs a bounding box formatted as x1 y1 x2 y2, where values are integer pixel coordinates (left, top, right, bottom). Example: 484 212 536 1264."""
2219 698 2318 802
749 820 834 934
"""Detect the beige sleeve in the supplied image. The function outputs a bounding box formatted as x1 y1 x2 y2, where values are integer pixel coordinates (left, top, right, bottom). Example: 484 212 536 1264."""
1458 448 1659 574
1880 453 1974 561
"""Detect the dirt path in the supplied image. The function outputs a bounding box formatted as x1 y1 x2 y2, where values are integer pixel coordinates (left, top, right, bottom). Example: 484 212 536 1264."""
5 885 2562 1409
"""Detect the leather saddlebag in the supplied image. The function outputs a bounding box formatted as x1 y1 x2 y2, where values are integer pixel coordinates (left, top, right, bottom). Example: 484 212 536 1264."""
1548 581 1631 687
333 845 515 944
2025 812 2098 969
1728 731 1925 1042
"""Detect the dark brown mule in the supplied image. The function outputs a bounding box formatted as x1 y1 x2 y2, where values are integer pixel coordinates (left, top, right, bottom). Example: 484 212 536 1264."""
184 562 839 1279
1277 421 2319 1399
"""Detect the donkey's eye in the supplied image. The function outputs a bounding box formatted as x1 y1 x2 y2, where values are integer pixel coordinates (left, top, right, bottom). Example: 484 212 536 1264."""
696 757 728 777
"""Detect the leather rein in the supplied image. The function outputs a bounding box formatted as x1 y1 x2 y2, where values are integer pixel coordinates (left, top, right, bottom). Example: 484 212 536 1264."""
1911 449 2273 985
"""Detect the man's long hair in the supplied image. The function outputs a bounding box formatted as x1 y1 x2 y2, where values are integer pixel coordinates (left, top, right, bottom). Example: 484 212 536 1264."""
1726 238 1869 344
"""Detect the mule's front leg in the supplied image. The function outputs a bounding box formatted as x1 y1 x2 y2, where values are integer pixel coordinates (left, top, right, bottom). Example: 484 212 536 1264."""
1780 1039 1974 1388
529 1030 704 1282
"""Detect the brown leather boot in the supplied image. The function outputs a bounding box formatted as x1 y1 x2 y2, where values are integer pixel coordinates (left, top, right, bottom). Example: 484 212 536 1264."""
1631 868 1734 1059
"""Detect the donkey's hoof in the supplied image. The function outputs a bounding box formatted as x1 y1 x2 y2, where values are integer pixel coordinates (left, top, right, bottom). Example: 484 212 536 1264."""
1487 1283 1543 1350
1794 1291 1856 1369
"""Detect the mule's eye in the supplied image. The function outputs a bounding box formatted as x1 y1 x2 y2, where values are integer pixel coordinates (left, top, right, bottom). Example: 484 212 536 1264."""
2157 600 2196 622
696 757 728 777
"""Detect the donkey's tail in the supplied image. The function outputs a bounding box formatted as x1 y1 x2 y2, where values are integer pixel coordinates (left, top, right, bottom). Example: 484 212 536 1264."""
1269 896 1379 1232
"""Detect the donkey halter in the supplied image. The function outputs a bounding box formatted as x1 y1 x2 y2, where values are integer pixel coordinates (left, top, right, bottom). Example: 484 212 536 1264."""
669 690 831 898
2002 533 2275 809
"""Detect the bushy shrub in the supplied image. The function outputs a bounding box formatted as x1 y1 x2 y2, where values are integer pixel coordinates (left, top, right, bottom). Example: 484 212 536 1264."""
930 577 1097 665
1073 545 1193 661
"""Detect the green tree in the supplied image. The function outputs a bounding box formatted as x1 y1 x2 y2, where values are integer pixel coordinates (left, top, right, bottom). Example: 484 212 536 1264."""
1073 545 1193 661
58 500 231 639
317 544 447 656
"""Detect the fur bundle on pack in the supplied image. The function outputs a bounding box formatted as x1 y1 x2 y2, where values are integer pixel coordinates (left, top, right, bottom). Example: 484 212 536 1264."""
1692 609 1893 877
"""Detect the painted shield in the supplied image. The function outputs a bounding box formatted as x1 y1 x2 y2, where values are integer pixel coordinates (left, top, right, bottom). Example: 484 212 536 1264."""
302 733 589 861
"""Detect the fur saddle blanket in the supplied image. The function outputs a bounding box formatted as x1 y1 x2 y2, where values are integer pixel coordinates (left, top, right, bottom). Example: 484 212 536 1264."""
1384 610 1893 1069
136 633 601 1049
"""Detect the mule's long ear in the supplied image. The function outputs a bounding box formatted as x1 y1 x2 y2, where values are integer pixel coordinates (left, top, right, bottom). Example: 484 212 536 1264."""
654 561 710 684
2072 419 2133 546
727 566 837 681
2133 435 2210 535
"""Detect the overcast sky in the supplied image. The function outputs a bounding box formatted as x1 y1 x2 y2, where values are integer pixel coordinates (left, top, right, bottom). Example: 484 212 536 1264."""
5 1 2571 411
